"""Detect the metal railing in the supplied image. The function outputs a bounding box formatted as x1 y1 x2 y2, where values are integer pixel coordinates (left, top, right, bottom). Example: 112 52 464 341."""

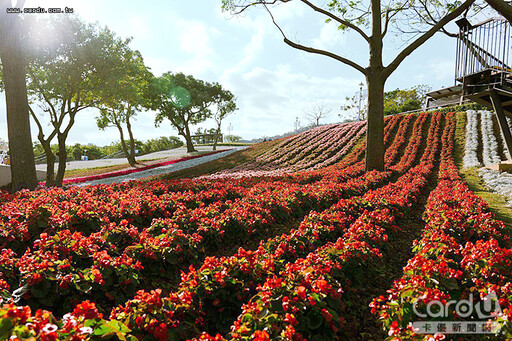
455 17 512 84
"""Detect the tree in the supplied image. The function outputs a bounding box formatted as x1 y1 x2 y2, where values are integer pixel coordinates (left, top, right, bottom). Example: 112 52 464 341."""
22 17 127 186
151 72 235 153
303 102 331 127
212 91 237 151
95 40 153 167
0 0 38 191
225 135 242 142
383 85 431 115
341 93 368 120
341 84 431 118
222 0 479 171
142 136 183 154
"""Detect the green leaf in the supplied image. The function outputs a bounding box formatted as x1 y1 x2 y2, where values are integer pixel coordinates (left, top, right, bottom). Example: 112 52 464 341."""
257 307 269 319
443 278 459 290
307 310 323 330
31 279 52 298
0 318 13 338
92 320 131 336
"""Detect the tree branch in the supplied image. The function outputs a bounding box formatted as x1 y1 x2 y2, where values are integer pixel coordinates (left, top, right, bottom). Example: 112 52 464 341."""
382 2 410 38
485 0 512 23
263 4 367 74
384 0 476 78
299 0 369 42
28 105 46 141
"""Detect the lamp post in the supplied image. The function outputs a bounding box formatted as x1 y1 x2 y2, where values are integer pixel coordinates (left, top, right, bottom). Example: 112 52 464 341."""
358 82 364 121
227 123 233 142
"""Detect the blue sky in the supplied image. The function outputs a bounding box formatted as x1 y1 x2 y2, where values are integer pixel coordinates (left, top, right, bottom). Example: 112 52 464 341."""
0 0 467 145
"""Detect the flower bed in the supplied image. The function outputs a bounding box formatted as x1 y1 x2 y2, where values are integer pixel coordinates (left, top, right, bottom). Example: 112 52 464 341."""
61 150 229 185
372 113 512 340
3 111 507 341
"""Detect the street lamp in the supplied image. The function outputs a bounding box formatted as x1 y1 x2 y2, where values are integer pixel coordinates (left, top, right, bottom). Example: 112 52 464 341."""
227 123 233 142
358 82 364 121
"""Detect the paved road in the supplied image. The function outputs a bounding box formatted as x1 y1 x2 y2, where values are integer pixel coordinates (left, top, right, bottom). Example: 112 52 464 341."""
35 146 238 171
78 148 244 186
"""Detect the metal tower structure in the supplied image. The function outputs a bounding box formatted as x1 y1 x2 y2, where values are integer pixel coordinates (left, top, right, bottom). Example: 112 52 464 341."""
455 17 512 158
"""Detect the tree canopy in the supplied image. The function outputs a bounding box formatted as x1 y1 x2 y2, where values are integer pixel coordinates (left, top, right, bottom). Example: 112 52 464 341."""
151 72 237 153
20 16 136 186
95 36 153 166
383 85 431 116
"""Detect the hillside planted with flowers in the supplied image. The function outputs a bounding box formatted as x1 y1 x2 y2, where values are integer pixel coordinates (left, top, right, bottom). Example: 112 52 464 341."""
1 111 512 340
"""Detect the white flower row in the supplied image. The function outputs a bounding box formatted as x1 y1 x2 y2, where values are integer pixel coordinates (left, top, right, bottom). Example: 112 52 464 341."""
466 110 512 206
463 110 481 168
478 167 512 206
480 110 501 166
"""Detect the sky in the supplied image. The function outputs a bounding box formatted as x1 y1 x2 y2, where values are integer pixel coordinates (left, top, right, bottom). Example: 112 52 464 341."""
0 0 480 145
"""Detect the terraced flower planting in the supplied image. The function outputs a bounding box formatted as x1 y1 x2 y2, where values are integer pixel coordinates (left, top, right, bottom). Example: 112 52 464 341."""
1 111 512 340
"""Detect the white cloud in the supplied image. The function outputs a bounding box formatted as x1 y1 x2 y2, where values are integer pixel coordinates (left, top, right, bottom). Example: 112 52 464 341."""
272 1 307 21
173 20 219 76
311 22 348 51
428 59 454 82
220 66 361 139
179 21 214 55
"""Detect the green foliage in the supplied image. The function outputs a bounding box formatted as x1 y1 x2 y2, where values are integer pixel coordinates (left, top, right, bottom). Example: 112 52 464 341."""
429 102 484 114
225 135 242 143
70 144 104 161
34 136 184 162
149 72 236 153
150 72 235 134
11 15 143 184
341 84 432 118
193 127 222 144
94 34 153 131
383 85 431 116
141 136 183 154
22 16 115 112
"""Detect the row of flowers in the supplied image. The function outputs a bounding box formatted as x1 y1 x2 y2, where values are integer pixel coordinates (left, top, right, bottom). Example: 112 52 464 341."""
62 151 229 185
372 113 512 340
0 114 404 261
212 120 371 177
0 140 385 255
225 124 339 173
0 114 420 320
199 112 443 340
462 109 512 206
0 164 405 316
209 114 408 180
0 111 437 340
476 110 512 205
463 110 481 168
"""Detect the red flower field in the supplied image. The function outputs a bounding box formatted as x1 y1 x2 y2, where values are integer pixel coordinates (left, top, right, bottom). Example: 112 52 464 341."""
0 111 510 340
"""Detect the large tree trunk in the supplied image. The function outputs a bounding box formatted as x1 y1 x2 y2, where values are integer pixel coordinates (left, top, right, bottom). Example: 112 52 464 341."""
365 73 385 171
212 123 221 151
365 0 385 172
54 134 68 187
183 124 196 153
0 0 38 191
125 115 137 166
40 139 56 186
